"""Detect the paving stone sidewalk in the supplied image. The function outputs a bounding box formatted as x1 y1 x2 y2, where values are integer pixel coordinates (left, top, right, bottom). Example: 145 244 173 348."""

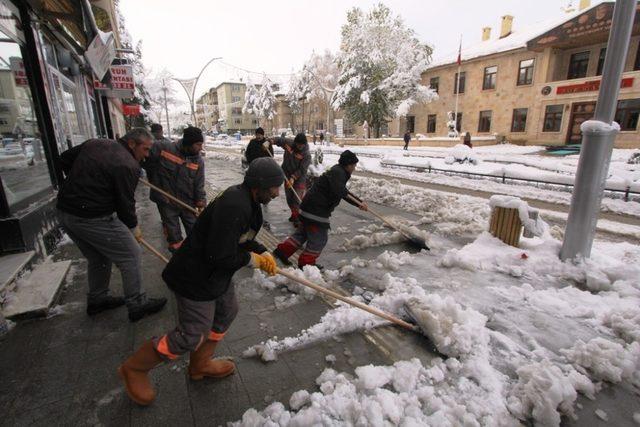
0 180 391 427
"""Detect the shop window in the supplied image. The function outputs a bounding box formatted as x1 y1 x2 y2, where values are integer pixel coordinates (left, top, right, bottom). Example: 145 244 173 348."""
634 42 640 71
511 108 528 132
429 77 439 93
614 99 640 131
542 105 564 132
427 114 436 133
483 66 497 90
478 110 492 132
567 51 589 79
517 59 534 86
596 48 606 76
0 29 53 214
453 72 465 94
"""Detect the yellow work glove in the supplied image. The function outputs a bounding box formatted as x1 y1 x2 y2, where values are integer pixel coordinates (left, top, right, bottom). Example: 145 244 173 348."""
250 252 277 276
130 225 142 242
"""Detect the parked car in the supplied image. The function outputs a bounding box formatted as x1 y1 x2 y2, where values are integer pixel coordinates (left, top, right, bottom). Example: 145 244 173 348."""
216 133 228 140
2 142 24 156
2 137 15 148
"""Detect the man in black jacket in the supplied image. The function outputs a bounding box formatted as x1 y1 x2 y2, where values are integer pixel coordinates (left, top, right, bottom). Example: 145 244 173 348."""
274 150 367 268
272 133 311 225
118 158 283 406
143 126 206 252
56 128 167 322
245 127 273 164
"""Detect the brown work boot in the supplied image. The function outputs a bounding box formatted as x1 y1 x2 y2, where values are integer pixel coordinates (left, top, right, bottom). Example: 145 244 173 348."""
188 340 235 380
118 340 163 406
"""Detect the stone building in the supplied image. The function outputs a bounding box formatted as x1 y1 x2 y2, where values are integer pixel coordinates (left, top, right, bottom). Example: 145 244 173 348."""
381 1 640 148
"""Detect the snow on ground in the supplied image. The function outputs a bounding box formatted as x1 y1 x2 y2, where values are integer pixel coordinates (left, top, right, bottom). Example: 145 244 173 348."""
235 182 639 425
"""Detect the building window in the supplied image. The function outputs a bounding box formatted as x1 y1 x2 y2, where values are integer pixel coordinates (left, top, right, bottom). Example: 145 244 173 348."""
252 119 259 125
542 104 564 132
614 99 640 131
483 66 497 90
511 108 528 132
517 59 534 86
478 110 492 132
427 114 436 133
456 112 462 132
232 96 241 102
634 42 640 71
231 107 242 115
406 116 415 133
596 48 606 76
453 72 465 94
567 51 589 79
234 118 242 125
429 77 439 93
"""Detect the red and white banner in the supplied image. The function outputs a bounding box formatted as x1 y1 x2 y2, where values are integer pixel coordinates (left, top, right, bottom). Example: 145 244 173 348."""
123 104 141 116
9 57 27 87
110 65 135 91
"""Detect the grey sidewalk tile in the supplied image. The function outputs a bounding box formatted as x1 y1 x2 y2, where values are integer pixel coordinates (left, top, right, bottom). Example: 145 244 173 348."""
235 356 299 404
188 371 252 426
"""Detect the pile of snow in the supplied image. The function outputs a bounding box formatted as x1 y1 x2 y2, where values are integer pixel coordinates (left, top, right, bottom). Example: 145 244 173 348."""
439 232 640 293
506 360 596 426
348 177 489 236
405 295 489 358
247 266 328 300
444 144 479 165
561 337 640 387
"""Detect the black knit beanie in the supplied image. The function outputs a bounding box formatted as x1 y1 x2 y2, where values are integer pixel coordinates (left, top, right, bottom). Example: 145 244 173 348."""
339 150 359 166
294 133 307 145
243 158 285 189
255 127 264 136
182 126 204 146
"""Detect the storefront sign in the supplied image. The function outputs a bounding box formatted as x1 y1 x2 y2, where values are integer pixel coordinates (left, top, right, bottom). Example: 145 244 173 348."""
93 79 109 90
85 31 116 80
556 77 634 95
123 104 141 116
9 57 27 86
109 65 135 96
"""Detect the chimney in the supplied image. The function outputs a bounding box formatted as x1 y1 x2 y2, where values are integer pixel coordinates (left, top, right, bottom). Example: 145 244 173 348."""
482 27 492 41
500 15 513 39
579 0 591 10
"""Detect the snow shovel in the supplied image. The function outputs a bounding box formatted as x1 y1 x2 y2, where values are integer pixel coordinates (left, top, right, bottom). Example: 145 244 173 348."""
274 266 419 332
262 144 304 205
140 179 200 215
346 194 430 250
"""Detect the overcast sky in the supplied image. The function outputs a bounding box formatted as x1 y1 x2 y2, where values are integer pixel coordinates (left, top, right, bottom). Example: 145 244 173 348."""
119 0 588 101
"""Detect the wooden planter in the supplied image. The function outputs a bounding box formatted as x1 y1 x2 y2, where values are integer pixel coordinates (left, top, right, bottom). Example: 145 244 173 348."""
489 207 523 247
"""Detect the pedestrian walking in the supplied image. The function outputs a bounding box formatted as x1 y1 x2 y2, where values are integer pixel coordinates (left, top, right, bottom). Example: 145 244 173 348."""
272 133 311 226
118 158 283 406
403 130 411 150
56 128 167 322
273 150 367 269
319 132 325 146
245 127 273 164
463 132 473 149
143 126 206 252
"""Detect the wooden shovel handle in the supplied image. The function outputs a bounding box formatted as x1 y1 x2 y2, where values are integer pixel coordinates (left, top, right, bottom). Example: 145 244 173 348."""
263 148 303 204
140 179 199 215
276 267 418 332
138 237 169 264
346 194 413 241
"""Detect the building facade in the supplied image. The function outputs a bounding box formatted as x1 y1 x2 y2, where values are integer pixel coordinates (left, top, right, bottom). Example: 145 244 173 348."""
0 0 128 255
397 1 640 148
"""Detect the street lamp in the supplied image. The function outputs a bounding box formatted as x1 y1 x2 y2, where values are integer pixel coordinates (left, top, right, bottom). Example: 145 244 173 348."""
173 56 222 127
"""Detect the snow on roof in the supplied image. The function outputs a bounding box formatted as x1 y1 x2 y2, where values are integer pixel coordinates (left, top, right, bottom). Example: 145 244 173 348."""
428 1 607 69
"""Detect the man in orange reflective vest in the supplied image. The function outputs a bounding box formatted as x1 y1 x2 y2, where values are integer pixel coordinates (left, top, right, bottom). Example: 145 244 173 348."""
144 126 206 252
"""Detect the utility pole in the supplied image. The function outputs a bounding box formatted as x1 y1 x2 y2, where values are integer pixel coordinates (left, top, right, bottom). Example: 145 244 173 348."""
161 79 170 137
173 56 222 127
560 0 635 260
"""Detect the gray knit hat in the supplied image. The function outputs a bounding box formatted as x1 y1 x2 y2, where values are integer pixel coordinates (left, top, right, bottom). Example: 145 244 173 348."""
243 158 284 189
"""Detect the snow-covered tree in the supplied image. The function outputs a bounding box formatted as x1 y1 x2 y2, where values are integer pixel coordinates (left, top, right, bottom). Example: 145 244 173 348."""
243 75 277 127
332 3 437 137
